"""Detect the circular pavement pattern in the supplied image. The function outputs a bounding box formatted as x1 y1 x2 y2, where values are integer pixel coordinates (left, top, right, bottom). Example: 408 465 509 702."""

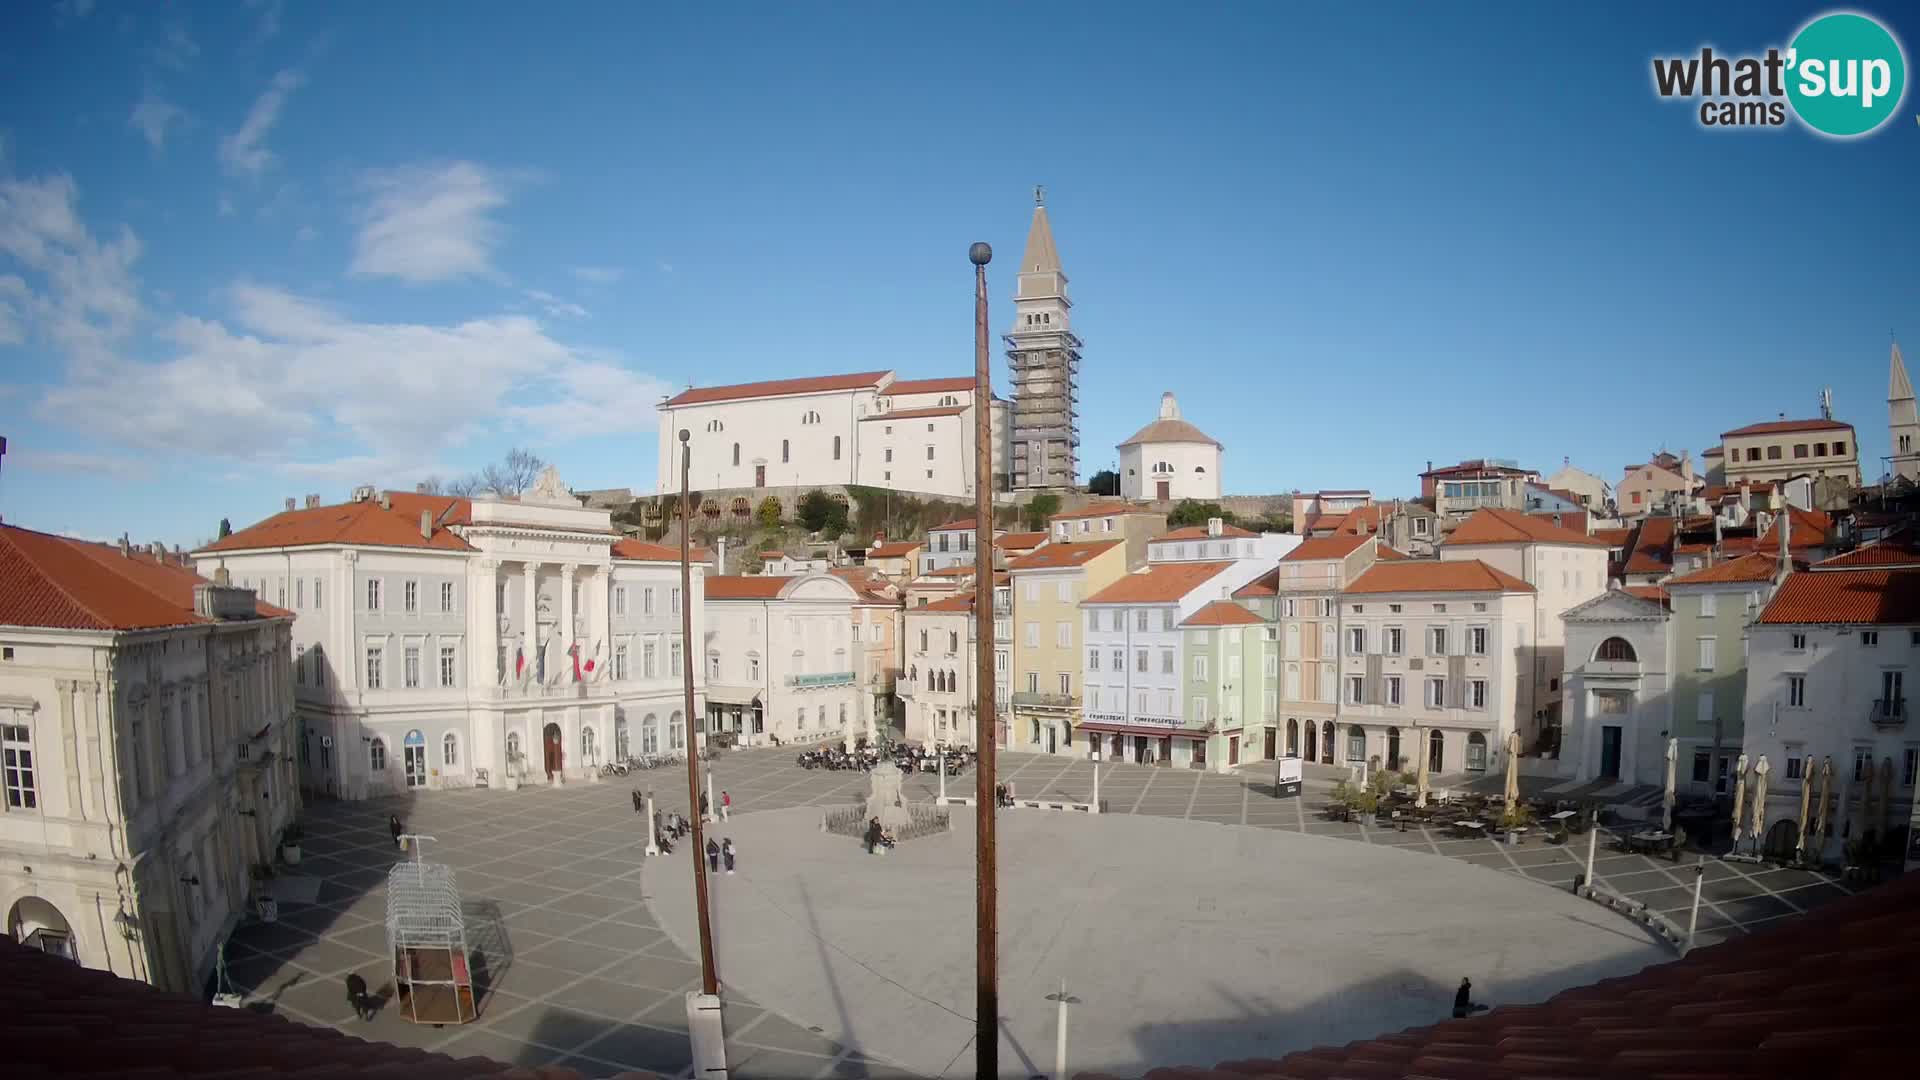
649 804 1667 1078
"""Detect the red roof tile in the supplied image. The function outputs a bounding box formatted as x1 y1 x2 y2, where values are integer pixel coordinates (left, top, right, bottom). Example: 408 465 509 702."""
926 564 975 577
1280 533 1373 562
1622 516 1678 575
1757 506 1834 552
704 575 794 599
861 405 968 421
1154 523 1258 541
1007 539 1122 571
610 538 682 561
922 594 976 612
1346 559 1534 595
1527 509 1588 535
1444 508 1606 547
1374 545 1412 561
1722 417 1854 437
866 540 922 558
1085 561 1235 604
1232 569 1279 598
2 525 285 631
1592 528 1633 547
200 498 477 554
928 518 977 531
1624 584 1671 607
1818 528 1920 569
1180 599 1264 627
884 376 974 395
1328 505 1385 535
1048 501 1158 522
382 490 474 527
992 531 1048 550
1759 568 1920 624
1667 552 1793 586
661 369 890 407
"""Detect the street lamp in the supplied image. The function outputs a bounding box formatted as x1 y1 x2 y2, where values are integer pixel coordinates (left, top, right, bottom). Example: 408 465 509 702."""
1045 981 1082 1080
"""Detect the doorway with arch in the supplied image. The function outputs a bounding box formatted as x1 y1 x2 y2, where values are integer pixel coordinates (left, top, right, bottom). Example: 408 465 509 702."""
542 723 563 780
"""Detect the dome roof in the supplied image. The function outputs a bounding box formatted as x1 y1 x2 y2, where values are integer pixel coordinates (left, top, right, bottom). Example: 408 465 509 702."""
1117 392 1220 448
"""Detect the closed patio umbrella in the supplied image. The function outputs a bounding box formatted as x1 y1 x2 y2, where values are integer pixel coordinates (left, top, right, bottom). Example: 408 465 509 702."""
1414 725 1429 809
1815 756 1835 853
1503 730 1521 809
1880 758 1898 834
1861 762 1878 835
1662 737 1679 833
1836 764 1855 852
1794 760 1815 861
1748 756 1769 854
1729 753 1750 846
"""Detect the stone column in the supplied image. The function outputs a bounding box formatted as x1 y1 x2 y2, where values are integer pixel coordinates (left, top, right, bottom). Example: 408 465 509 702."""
473 558 500 688
522 562 539 684
560 565 577 682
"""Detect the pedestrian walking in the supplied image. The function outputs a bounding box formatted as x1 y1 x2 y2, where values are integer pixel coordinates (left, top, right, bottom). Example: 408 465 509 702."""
706 837 721 873
388 815 404 850
722 838 736 874
720 790 732 821
631 789 643 814
345 973 371 1021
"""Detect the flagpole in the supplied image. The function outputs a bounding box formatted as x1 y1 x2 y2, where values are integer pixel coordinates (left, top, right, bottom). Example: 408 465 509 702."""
680 428 720 997
969 239 999 1080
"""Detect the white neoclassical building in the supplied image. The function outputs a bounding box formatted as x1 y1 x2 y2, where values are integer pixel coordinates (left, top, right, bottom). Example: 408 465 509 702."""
702 572 888 748
1118 393 1222 503
195 471 704 798
2 524 295 995
1560 589 1674 788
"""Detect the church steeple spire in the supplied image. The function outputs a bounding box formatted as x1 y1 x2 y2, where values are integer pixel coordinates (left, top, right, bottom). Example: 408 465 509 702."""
1891 338 1913 402
1019 190 1062 277
1003 188 1081 490
1889 339 1919 482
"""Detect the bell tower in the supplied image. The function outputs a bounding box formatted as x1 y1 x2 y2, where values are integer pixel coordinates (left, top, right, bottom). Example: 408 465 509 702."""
1890 341 1918 482
1003 187 1081 490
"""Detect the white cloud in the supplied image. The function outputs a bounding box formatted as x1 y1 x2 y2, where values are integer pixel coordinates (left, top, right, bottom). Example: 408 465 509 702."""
5 174 669 481
349 161 506 283
525 289 588 319
9 447 147 479
219 69 304 177
570 265 624 285
129 93 188 150
150 24 200 70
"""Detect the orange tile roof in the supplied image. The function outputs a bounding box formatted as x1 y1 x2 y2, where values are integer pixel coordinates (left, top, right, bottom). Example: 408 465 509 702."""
200 498 476 553
1527 509 1589 535
928 518 977 531
1280 533 1372 562
1375 545 1412 561
1723 417 1854 437
1818 528 1920 569
1084 561 1235 604
1593 527 1633 547
1048 501 1157 522
1624 584 1671 607
926 564 975 577
609 538 683 561
1668 552 1793 586
1444 507 1607 547
1623 516 1677 575
1759 568 1920 624
1007 539 1122 571
661 369 890 407
704 575 794 599
1180 599 1264 627
1154 523 1257 541
382 490 473 526
1232 569 1278 598
2 525 285 631
1345 559 1534 595
992 530 1048 550
1757 506 1833 552
1328 504 1384 535
885 376 974 395
922 595 976 613
861 405 968 421
865 540 921 558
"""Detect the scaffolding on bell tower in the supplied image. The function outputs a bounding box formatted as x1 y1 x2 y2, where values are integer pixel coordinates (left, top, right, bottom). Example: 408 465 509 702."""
1004 189 1081 490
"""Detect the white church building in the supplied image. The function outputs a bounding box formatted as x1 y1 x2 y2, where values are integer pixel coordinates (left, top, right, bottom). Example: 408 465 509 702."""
1118 392 1222 502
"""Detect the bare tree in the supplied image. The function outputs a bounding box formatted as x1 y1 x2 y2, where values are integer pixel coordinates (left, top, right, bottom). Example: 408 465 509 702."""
445 474 485 497
416 475 447 496
475 448 548 496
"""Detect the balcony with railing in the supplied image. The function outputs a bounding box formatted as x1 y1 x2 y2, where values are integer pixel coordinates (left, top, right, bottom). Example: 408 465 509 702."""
1870 698 1907 729
1011 690 1074 710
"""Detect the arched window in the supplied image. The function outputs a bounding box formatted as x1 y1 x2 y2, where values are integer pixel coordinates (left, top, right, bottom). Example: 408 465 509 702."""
1195 466 1206 473
1322 721 1336 763
506 731 521 762
642 713 659 754
1465 732 1488 771
909 664 917 683
732 443 741 466
1386 727 1402 772
1595 637 1637 662
668 712 685 750
1427 729 1445 773
1286 718 1298 757
581 725 598 764
442 733 458 766
615 715 630 761
949 630 959 653
833 435 842 460
782 439 790 463
1347 725 1366 763
369 737 386 772
707 419 724 433
1303 721 1317 762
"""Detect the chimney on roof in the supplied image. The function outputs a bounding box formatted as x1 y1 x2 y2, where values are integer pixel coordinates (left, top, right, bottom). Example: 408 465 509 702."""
214 566 231 587
1778 506 1792 579
378 492 391 510
1207 517 1223 537
420 510 432 540
306 493 320 509
117 534 129 557
285 497 296 512
416 483 428 494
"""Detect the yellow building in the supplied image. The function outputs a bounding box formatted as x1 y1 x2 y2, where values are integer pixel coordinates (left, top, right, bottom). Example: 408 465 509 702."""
1006 539 1126 754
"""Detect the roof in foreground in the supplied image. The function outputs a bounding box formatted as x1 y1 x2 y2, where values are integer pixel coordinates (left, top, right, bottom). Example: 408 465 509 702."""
659 369 891 407
1667 552 1792 586
1346 559 1534 595
704 575 796 600
2 524 286 631
609 538 685 562
1443 507 1606 547
1280 533 1372 562
993 530 1049 550
1081 867 1920 1080
199 496 477 554
865 540 922 558
1180 599 1265 627
1818 527 1920 569
1084 561 1235 604
1758 567 1920 625
1007 539 1123 571
1232 569 1278 598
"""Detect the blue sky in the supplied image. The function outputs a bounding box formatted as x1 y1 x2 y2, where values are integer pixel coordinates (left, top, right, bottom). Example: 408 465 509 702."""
1 1 1915 546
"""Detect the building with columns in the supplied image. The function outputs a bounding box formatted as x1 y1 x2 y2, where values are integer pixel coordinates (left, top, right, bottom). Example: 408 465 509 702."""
196 470 704 798
2 523 295 995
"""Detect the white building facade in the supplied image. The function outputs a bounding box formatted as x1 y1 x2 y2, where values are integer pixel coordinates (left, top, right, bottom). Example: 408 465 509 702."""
702 573 871 748
902 595 980 748
196 474 704 798
1560 590 1673 788
1118 393 1223 503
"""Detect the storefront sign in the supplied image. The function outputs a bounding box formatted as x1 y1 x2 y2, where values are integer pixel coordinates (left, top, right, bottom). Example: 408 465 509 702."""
1274 755 1303 799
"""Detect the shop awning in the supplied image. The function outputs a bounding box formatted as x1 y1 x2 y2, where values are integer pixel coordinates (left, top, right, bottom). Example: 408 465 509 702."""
703 686 763 707
1076 721 1197 738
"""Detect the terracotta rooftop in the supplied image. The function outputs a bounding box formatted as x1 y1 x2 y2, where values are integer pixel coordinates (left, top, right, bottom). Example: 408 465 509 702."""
1280 533 1373 562
660 369 890 407
1421 459 1534 478
1346 559 1534 595
1084 561 1235 604
1082 869 1920 1080
1757 506 1834 552
1327 505 1385 536
1007 539 1123 571
2 524 287 631
1623 516 1677 576
1817 528 1920 569
922 594 976 613
883 376 974 395
928 518 977 531
703 575 795 600
992 531 1048 550
1722 417 1854 437
199 496 478 554
1374 545 1413 561
1048 501 1158 522
1527 509 1589 535
1444 508 1606 547
1667 552 1794 586
1180 599 1265 627
608 538 683 562
1758 567 1920 625
1154 523 1258 542
926 564 976 577
861 405 968 421
1232 569 1279 598
1624 584 1672 607
865 540 922 559
1116 416 1221 448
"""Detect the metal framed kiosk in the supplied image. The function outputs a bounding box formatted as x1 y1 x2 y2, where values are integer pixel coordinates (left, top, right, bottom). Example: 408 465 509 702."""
384 836 477 1025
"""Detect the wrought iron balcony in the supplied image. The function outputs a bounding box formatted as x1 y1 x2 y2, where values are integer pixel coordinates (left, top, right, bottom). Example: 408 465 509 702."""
1870 698 1907 729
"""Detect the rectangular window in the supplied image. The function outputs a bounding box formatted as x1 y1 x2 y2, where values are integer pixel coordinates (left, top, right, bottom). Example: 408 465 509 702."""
1793 443 1808 459
1088 648 1100 672
1136 610 1149 631
1693 751 1711 783
1697 637 1716 670
1284 598 1296 618
747 654 760 681
403 645 420 688
643 587 656 615
1469 679 1487 709
295 578 304 609
1700 593 1716 617
707 654 721 680
613 586 627 616
1345 675 1363 704
1135 649 1148 673
440 582 455 612
1056 581 1072 603
1426 677 1445 708
1429 627 1447 655
671 587 682 614
1264 690 1277 718
1469 626 1487 656
1058 672 1071 695
1834 440 1848 455
1191 697 1208 724
1785 747 1804 780
1284 664 1301 700
643 640 659 679
1905 747 1919 787
670 638 683 676
1264 653 1277 676
1386 675 1402 706
1787 674 1806 708
440 645 457 687
365 646 384 689
1024 623 1038 647
1320 663 1336 703
403 580 418 613
1056 622 1071 648
366 578 382 611
1193 655 1209 680
614 644 630 680
1766 445 1781 460
1026 672 1039 693
1161 649 1175 674
1348 627 1365 654
2 723 36 810
1386 627 1403 655
1863 630 1880 646
1790 631 1807 650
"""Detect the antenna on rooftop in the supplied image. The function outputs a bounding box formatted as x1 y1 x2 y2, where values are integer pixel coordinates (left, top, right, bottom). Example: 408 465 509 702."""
1819 387 1833 420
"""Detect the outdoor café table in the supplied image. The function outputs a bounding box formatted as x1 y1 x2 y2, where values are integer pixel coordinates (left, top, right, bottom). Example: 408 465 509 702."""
1626 830 1673 855
1453 820 1486 838
1549 810 1577 823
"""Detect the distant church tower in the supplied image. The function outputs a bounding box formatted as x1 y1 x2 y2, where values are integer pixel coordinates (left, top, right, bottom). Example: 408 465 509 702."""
1892 340 1920 482
1004 187 1081 490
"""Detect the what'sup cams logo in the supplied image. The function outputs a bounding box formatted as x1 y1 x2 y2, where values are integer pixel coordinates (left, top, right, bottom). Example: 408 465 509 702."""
1652 10 1907 136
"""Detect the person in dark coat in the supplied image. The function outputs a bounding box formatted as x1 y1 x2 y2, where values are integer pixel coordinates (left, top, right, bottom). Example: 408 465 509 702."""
700 791 711 821
388 815 403 849
721 838 736 874
866 817 884 855
631 789 643 813
706 837 721 873
1452 977 1485 1018
345 973 371 1021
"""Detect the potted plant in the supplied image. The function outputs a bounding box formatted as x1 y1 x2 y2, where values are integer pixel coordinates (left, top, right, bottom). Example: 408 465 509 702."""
279 823 303 866
1499 804 1535 845
1353 787 1382 826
